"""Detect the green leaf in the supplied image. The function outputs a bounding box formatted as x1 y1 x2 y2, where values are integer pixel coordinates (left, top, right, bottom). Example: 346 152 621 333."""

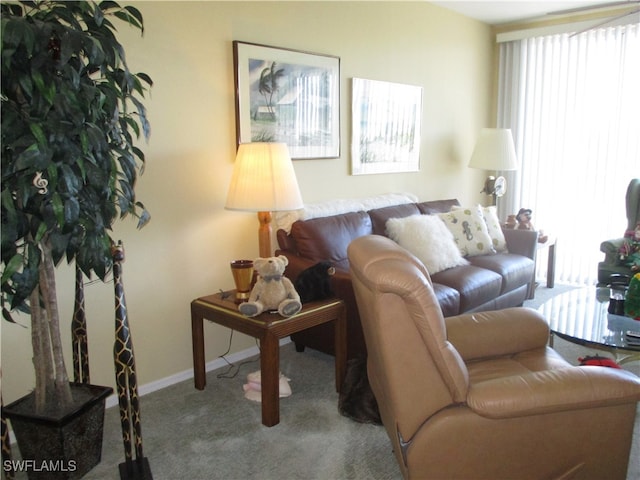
15 143 46 170
2 307 20 324
18 74 33 100
93 2 105 27
136 72 153 87
131 146 145 163
1 254 23 285
130 97 150 139
99 1 121 12
34 221 47 243
113 10 142 32
80 130 90 155
31 71 55 106
51 192 64 227
117 152 136 183
29 123 47 148
49 231 71 266
1 190 16 220
64 197 80 224
2 18 25 48
124 6 144 28
46 162 59 191
122 115 140 139
136 206 150 229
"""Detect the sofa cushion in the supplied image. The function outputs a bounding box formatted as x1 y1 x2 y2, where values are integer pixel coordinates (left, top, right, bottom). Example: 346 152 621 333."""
432 283 461 317
439 205 495 256
431 265 502 312
452 204 508 253
468 253 534 295
416 199 460 215
386 215 469 274
368 203 420 236
290 211 372 270
481 205 508 252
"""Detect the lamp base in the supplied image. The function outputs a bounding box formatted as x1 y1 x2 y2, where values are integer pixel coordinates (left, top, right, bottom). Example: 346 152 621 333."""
257 211 272 258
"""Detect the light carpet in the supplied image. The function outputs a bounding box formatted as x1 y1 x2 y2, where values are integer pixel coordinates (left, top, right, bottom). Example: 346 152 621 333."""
12 285 640 479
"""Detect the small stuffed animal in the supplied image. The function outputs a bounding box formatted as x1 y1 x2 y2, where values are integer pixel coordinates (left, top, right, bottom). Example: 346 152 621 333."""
294 261 336 303
516 208 534 230
238 255 302 317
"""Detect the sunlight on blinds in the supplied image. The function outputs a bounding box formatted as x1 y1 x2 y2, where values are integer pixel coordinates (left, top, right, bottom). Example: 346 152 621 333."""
497 23 640 286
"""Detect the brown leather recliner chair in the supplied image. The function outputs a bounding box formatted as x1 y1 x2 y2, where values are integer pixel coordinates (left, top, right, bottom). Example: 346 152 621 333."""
348 235 640 480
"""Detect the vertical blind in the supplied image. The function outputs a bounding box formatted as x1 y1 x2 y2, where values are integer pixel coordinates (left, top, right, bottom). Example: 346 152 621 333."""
497 23 640 286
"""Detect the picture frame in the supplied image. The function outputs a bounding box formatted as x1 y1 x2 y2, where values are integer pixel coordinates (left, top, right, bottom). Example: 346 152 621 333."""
233 41 340 159
351 78 422 175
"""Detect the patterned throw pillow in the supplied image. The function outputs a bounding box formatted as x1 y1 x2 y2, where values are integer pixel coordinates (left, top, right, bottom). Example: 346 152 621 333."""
438 205 495 257
482 206 508 252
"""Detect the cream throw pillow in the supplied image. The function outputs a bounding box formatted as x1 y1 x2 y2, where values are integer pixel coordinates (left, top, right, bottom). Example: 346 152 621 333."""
482 206 508 252
386 215 469 274
439 205 495 256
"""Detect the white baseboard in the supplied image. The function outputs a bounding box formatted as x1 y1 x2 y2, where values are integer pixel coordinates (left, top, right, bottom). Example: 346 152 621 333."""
7 338 291 444
104 337 291 408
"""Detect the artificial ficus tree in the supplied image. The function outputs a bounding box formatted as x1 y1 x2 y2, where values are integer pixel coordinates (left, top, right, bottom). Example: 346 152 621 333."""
1 0 152 413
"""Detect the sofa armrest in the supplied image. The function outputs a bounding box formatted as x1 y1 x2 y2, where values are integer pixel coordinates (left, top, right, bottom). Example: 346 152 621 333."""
445 307 549 361
468 367 640 419
277 250 317 282
502 228 538 260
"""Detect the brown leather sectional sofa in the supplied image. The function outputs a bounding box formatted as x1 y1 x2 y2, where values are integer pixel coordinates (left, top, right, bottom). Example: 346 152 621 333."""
276 198 538 359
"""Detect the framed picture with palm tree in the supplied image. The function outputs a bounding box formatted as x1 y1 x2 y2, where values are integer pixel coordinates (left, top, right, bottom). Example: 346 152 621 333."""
233 41 340 159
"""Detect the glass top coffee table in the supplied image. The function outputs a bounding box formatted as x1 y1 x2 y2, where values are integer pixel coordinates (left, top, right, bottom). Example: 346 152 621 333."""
537 287 640 364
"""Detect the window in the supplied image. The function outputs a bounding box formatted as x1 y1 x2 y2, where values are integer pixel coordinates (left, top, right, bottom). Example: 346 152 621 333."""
497 23 640 286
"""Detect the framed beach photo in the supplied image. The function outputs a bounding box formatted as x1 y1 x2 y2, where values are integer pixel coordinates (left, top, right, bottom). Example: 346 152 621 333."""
233 41 340 159
351 78 422 175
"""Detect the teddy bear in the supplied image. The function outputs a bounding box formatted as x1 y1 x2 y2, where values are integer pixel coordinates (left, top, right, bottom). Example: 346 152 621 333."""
238 255 302 317
516 208 534 230
515 207 549 243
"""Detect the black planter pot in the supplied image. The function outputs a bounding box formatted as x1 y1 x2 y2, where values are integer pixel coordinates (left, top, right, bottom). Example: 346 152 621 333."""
3 383 113 480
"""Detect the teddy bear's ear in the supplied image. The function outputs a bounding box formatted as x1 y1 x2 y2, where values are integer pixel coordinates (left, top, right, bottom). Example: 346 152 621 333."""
277 255 289 267
254 258 266 269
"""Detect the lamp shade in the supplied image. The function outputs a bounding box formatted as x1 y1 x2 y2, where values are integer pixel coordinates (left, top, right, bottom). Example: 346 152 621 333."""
225 142 303 212
468 128 518 171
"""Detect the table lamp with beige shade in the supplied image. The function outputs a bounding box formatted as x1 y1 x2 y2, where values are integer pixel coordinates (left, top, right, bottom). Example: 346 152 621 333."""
468 128 518 206
225 142 304 259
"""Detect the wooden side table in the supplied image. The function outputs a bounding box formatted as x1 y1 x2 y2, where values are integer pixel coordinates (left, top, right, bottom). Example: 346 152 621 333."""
529 236 557 298
536 236 557 288
191 292 346 427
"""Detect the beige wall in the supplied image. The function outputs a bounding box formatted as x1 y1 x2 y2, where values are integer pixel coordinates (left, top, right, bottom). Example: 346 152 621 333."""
1 1 493 403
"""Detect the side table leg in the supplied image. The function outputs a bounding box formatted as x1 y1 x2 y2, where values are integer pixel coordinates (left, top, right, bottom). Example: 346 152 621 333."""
191 307 206 390
547 242 556 288
260 333 280 427
334 307 347 392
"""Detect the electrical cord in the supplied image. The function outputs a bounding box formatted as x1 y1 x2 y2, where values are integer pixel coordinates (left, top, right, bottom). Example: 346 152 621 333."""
215 330 260 379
